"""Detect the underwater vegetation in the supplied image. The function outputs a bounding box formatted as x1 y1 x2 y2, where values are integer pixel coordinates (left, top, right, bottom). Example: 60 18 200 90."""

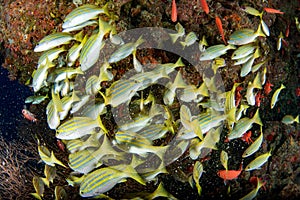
0 137 38 199
0 0 299 199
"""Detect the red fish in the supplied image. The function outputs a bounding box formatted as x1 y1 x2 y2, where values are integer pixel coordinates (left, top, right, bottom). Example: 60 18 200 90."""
255 91 264 107
264 80 273 95
241 131 253 144
235 85 243 107
57 139 65 152
217 164 243 182
215 16 226 44
200 0 209 14
285 24 290 37
171 0 177 22
22 109 38 122
264 7 284 14
295 87 300 97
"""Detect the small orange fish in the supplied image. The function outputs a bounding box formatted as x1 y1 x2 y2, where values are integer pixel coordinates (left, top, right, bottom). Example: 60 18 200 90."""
285 24 290 38
264 80 273 95
22 109 38 122
57 139 65 152
235 86 243 107
255 91 264 107
171 0 177 22
215 16 226 44
217 164 243 182
241 131 253 144
295 87 300 97
264 7 284 14
200 0 209 14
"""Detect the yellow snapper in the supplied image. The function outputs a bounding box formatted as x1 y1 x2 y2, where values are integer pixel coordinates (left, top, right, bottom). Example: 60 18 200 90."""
32 58 55 92
32 176 45 198
41 164 56 188
189 127 222 160
200 44 236 61
227 109 262 141
104 79 142 107
271 84 285 109
242 129 263 158
54 186 68 200
62 4 109 29
56 116 107 140
46 89 64 130
231 43 257 60
63 20 98 33
68 135 123 174
67 35 88 66
38 47 66 67
180 83 209 103
38 143 67 168
240 48 261 77
163 71 187 105
108 36 144 63
240 177 265 200
282 115 299 125
146 182 177 200
245 149 272 171
79 166 145 197
228 25 265 45
80 18 112 71
244 6 263 17
246 72 262 106
220 150 229 171
193 161 204 195
169 22 185 43
34 32 74 52
180 31 198 49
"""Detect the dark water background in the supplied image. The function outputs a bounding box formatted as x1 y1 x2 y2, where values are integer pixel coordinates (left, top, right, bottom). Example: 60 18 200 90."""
0 58 32 140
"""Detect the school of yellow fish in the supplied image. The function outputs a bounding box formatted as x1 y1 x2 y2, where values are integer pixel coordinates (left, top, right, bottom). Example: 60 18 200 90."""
28 3 299 199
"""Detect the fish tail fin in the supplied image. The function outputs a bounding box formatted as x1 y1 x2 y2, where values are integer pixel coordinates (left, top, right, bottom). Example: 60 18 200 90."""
96 115 108 134
124 166 146 186
280 84 286 90
180 41 186 49
75 67 84 75
189 141 203 160
227 44 236 50
155 145 169 162
135 35 145 48
71 90 81 102
99 90 110 106
256 25 266 37
169 33 180 43
81 34 89 46
252 109 263 126
74 30 84 42
174 57 185 67
99 18 112 35
173 71 187 88
102 2 110 17
253 47 261 58
50 152 67 168
227 107 236 123
41 177 50 188
295 115 299 123
252 73 262 89
31 193 42 200
191 119 203 140
52 89 64 112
